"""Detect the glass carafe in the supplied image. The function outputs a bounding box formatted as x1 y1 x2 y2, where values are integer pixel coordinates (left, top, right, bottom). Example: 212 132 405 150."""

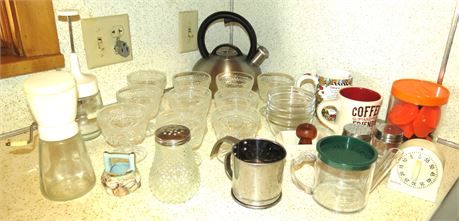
39 133 96 201
149 125 200 204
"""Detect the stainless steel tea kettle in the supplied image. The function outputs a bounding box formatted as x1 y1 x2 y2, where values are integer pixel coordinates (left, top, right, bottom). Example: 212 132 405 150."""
192 11 269 94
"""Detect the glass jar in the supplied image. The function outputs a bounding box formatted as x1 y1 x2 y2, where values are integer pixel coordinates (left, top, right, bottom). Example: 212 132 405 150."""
386 79 449 141
342 123 372 142
77 92 103 141
371 123 404 156
39 133 96 201
149 125 200 204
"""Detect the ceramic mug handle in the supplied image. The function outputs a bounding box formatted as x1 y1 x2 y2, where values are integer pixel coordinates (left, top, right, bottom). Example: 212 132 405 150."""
316 98 341 133
290 151 317 194
295 74 318 91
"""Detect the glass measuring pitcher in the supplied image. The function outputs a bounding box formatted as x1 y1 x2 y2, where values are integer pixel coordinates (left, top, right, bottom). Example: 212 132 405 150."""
290 135 377 213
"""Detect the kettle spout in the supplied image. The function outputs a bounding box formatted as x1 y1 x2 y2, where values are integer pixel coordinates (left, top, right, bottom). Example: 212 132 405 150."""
250 45 269 66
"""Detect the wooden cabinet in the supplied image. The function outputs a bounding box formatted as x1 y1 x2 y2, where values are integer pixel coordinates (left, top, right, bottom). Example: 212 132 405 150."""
0 0 64 78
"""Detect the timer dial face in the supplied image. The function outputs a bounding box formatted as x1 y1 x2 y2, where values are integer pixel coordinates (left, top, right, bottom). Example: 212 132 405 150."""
396 148 439 189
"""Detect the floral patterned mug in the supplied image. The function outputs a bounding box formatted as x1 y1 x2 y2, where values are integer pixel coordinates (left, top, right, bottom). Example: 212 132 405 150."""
296 69 353 120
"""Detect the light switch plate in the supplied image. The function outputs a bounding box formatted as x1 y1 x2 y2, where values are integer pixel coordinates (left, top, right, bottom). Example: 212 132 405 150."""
178 11 198 53
81 14 133 69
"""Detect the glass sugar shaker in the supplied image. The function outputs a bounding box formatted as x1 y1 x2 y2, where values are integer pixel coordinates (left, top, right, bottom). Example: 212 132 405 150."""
371 123 404 157
23 71 96 201
149 125 200 204
342 123 372 142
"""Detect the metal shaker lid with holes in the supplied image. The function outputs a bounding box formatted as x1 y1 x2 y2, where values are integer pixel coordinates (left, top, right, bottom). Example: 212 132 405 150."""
342 123 372 142
373 123 404 144
155 125 191 146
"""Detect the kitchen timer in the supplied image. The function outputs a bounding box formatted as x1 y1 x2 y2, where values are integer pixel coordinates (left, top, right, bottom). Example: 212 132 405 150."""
388 139 445 202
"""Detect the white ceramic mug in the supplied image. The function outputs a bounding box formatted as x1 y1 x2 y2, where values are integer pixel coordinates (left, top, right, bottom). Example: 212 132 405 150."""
296 69 353 120
316 87 382 134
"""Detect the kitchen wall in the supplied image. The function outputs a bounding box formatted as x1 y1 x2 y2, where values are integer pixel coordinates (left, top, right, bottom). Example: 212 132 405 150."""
1 0 458 143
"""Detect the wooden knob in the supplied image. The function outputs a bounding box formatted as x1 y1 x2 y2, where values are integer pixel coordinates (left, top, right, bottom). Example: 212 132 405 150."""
296 123 317 144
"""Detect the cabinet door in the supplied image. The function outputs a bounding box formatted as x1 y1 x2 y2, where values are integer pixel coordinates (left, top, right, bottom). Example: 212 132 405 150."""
0 0 64 78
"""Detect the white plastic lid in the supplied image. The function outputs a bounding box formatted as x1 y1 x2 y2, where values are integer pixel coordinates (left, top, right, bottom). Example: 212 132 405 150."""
23 70 75 95
38 123 79 142
24 71 80 141
75 73 99 98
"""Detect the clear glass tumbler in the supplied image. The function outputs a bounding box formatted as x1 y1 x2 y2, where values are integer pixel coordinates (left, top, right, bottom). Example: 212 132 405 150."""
116 85 162 136
164 86 212 117
127 70 167 92
216 71 254 90
211 105 260 161
172 71 211 89
214 88 259 108
97 103 149 162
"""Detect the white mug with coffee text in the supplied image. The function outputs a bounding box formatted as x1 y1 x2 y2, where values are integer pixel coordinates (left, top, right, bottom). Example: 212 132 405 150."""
316 87 382 134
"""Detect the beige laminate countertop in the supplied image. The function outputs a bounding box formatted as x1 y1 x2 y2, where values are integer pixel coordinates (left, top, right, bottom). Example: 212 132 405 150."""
1 110 458 221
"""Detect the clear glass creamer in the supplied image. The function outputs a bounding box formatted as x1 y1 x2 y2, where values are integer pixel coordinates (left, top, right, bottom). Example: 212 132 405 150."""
149 125 200 204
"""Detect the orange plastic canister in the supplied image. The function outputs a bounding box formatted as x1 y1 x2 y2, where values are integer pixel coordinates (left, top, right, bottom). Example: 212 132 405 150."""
386 79 449 140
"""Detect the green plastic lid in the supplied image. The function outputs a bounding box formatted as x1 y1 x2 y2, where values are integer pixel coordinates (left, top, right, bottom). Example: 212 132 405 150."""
316 135 377 171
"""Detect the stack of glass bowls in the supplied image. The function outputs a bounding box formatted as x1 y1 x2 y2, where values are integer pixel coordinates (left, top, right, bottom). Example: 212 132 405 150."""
265 86 316 135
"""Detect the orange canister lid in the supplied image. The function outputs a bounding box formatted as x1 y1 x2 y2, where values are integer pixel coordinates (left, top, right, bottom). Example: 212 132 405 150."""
391 79 449 106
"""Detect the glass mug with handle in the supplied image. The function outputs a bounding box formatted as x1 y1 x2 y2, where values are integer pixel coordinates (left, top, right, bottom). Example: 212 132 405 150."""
290 135 377 213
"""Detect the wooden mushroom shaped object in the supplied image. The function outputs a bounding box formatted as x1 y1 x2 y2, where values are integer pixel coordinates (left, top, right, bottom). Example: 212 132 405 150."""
296 123 318 145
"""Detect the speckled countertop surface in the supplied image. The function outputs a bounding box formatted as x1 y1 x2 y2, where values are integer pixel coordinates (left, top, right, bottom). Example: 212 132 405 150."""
1 104 458 221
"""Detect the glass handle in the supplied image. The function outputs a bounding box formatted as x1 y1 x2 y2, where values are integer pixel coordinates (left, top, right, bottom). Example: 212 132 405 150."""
290 151 316 194
224 152 233 180
210 136 240 159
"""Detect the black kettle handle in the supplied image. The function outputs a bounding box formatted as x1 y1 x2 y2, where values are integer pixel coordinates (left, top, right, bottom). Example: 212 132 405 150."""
197 11 257 61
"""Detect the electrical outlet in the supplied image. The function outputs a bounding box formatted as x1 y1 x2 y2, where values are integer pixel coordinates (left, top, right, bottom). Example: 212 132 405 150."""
178 11 198 53
81 14 133 69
